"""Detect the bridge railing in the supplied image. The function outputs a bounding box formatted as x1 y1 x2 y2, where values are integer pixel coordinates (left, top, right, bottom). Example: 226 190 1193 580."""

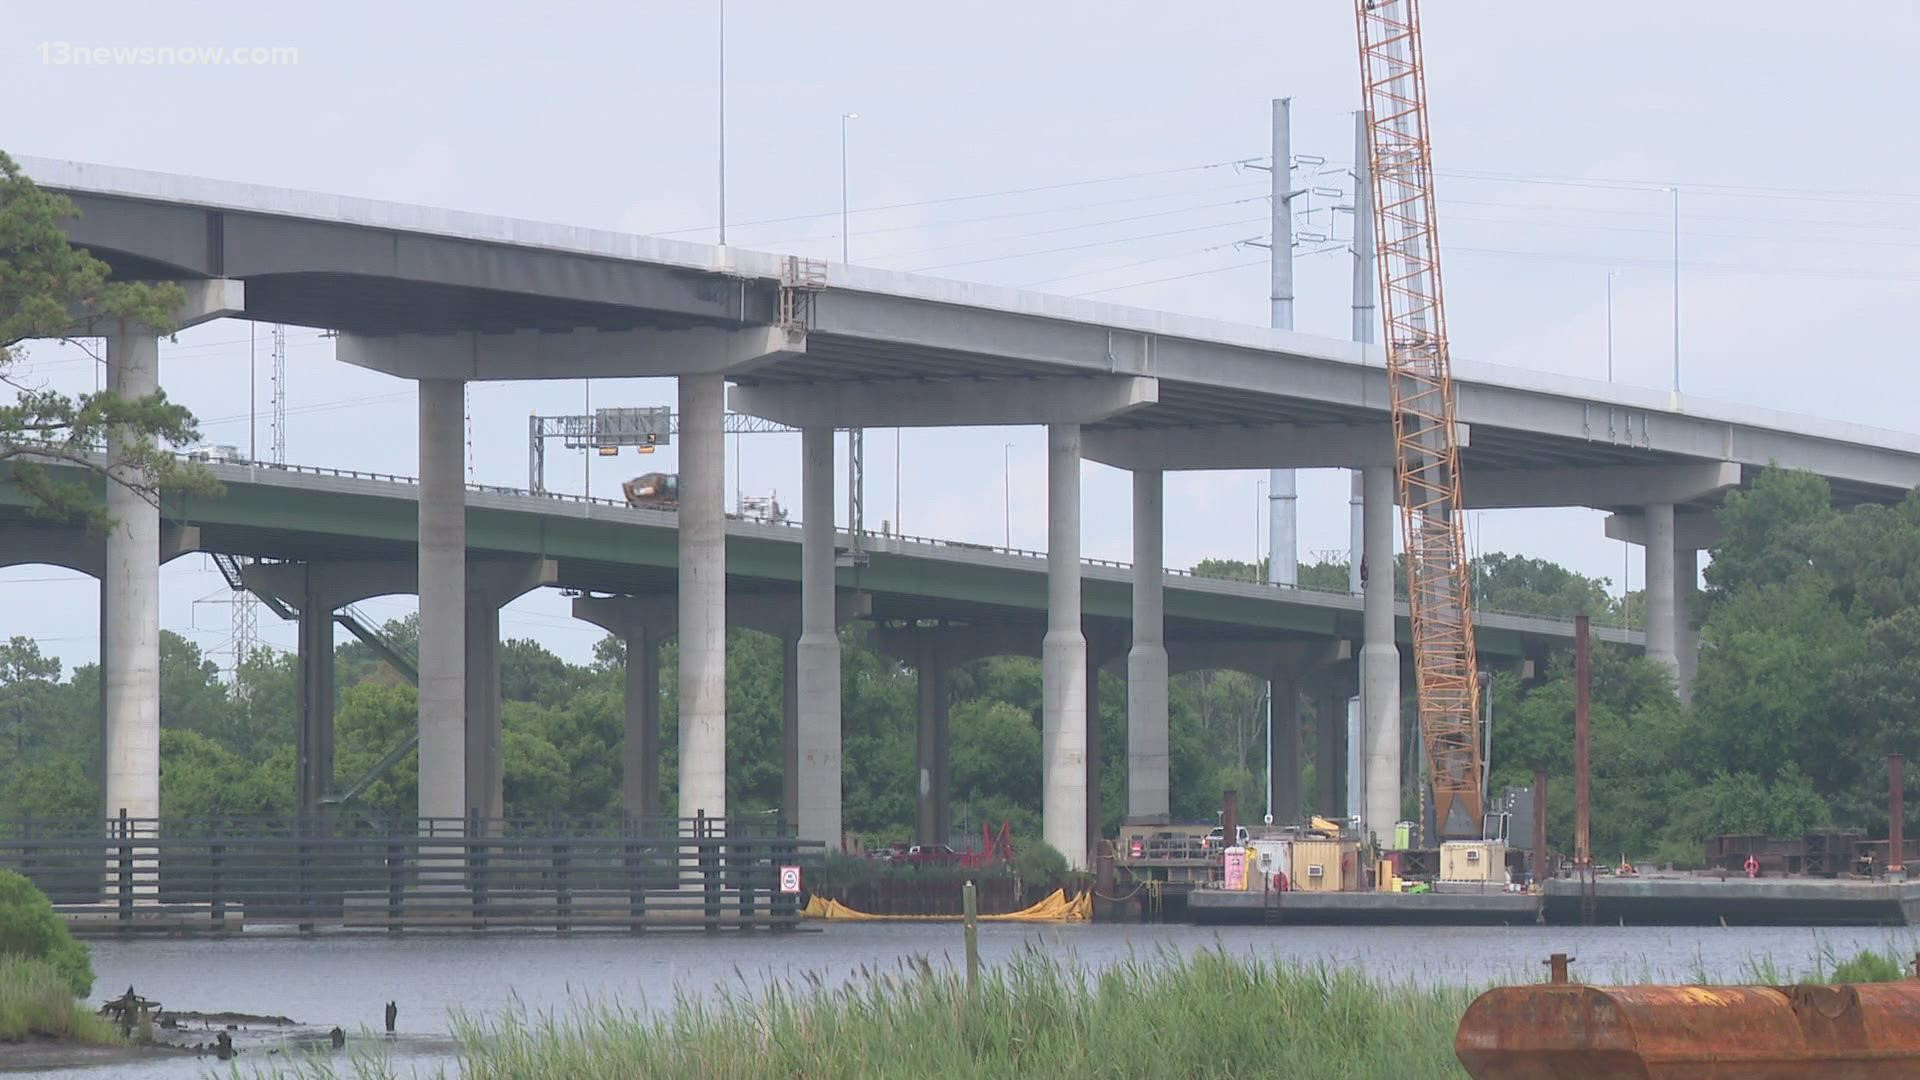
0 813 817 934
14 448 1621 631
214 459 1347 591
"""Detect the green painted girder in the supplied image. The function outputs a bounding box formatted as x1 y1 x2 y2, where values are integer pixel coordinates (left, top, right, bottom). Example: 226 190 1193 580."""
0 463 1593 659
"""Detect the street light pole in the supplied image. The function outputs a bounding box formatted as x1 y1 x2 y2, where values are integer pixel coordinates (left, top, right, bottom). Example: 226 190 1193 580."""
1671 187 1680 396
841 113 858 264
717 0 726 246
1605 270 1615 383
1002 442 1014 549
1255 479 1267 575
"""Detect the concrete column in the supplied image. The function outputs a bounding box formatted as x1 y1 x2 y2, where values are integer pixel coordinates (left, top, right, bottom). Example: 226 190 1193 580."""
464 602 503 821
1086 649 1103 854
1268 669 1301 824
914 643 949 845
1042 424 1088 868
796 425 843 846
780 631 800 825
416 379 467 824
1361 466 1402 839
1314 678 1342 817
1126 470 1170 823
295 597 336 817
677 372 727 820
623 627 660 822
1644 503 1679 680
1676 545 1700 704
101 328 161 821
1347 474 1366 821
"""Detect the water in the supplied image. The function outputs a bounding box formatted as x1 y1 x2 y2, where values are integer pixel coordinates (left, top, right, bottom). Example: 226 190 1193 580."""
17 922 1920 1077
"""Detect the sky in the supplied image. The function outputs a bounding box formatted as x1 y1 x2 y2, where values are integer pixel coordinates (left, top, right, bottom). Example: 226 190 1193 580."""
5 1 1918 674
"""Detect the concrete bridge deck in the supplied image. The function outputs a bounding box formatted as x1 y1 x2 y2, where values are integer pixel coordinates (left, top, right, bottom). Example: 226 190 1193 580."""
15 152 1911 864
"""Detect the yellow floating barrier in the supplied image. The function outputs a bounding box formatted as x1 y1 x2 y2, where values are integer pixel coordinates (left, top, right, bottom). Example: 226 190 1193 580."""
802 888 1091 923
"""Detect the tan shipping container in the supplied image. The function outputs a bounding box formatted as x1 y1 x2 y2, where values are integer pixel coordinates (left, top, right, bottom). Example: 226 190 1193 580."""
1292 839 1343 891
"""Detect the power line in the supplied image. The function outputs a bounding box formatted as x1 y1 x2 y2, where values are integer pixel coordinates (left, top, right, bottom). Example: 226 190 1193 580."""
1072 257 1269 297
646 156 1260 237
875 194 1268 264
752 178 1267 249
1020 241 1247 288
910 215 1269 273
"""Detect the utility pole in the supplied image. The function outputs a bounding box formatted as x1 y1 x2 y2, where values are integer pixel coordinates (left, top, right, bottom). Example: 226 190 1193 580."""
1346 108 1376 822
1264 98 1298 588
1251 97 1299 827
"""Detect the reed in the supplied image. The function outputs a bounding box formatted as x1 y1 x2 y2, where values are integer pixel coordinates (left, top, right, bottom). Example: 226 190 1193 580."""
453 946 1475 1079
0 956 119 1045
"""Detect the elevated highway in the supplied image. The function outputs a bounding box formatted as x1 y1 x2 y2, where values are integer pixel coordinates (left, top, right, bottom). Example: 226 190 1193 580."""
16 154 1914 861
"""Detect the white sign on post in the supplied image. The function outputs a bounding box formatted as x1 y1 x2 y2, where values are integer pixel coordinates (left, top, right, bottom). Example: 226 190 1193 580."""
779 865 802 894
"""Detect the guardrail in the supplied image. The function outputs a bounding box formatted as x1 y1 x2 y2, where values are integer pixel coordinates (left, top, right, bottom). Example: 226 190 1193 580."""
213 460 1360 593
0 813 818 934
19 448 1635 632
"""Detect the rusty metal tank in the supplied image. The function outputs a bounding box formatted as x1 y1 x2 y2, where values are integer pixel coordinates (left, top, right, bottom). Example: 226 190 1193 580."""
1456 956 1920 1078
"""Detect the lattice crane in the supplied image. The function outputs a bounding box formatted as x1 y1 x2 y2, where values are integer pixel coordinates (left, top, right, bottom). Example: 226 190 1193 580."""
1354 0 1484 835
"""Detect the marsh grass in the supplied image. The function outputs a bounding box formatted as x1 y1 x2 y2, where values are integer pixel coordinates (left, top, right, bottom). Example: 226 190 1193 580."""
452 946 1475 1079
0 956 119 1045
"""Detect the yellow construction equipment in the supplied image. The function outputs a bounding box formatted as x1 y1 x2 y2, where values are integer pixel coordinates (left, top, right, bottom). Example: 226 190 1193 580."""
1354 0 1484 835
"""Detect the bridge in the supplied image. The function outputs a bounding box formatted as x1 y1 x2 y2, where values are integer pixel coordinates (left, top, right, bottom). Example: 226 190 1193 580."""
19 154 1920 864
0 457 1625 845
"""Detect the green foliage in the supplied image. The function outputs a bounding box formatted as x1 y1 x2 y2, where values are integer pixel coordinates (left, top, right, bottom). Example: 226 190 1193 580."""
1013 840 1068 886
0 957 119 1044
0 149 214 529
1472 551 1618 620
0 870 92 997
1829 949 1906 984
452 949 1474 1079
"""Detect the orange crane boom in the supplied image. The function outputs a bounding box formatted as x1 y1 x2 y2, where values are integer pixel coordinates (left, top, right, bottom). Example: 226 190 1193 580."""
1354 0 1483 835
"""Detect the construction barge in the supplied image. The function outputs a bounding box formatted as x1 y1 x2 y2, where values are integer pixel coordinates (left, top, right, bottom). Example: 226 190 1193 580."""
1187 874 1920 927
1121 813 1920 927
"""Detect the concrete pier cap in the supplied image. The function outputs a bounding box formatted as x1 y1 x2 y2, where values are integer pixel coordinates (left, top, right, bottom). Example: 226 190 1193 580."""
334 324 798 380
727 374 1157 429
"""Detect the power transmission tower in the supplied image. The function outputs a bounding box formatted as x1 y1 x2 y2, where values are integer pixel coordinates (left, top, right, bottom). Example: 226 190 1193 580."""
230 324 290 691
270 324 287 464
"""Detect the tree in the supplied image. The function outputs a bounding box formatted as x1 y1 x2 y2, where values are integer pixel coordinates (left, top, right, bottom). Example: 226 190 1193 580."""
1471 552 1617 621
0 869 94 996
0 150 208 527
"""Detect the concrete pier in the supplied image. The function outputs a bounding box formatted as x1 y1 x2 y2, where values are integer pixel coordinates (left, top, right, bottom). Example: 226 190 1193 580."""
677 373 727 820
416 378 467 823
1644 502 1678 681
463 560 553 822
914 644 950 845
1361 466 1401 839
295 587 335 816
101 328 161 821
1314 677 1346 817
796 426 842 845
1043 424 1088 868
1267 669 1300 824
570 596 665 822
780 631 799 825
1676 545 1700 703
1126 470 1170 823
627 627 661 820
